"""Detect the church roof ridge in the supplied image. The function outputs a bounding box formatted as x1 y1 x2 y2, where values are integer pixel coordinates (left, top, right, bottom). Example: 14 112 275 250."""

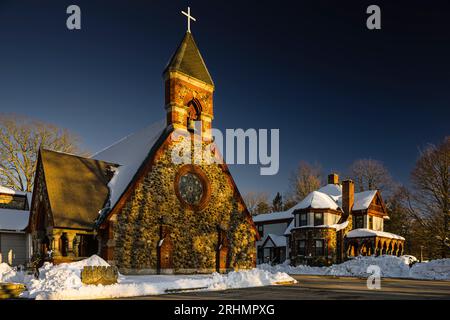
163 32 214 86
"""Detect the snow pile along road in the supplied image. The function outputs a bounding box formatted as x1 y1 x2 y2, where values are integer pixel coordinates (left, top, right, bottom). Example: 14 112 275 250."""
259 255 450 280
409 259 450 280
2 255 295 300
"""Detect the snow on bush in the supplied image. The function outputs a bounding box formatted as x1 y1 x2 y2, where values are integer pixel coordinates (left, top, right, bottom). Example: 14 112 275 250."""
6 255 295 300
259 255 450 280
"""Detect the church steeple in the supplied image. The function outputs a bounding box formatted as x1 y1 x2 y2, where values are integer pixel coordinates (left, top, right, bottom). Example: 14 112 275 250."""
163 31 215 139
164 32 214 86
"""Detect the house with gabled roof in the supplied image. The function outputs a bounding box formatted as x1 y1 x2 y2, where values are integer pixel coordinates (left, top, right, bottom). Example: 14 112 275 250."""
253 173 405 266
0 186 32 266
253 210 293 264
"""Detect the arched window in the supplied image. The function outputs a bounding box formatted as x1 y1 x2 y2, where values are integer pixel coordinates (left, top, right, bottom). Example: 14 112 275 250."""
187 99 202 131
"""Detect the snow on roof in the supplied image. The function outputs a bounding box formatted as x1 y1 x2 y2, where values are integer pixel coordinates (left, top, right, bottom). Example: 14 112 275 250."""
327 220 349 231
263 233 287 247
317 184 342 198
254 189 345 224
0 186 27 196
0 186 32 207
293 191 340 211
333 190 378 211
251 185 380 226
346 228 405 240
0 208 29 231
253 210 294 223
292 220 349 231
91 120 165 208
284 220 294 236
353 190 377 211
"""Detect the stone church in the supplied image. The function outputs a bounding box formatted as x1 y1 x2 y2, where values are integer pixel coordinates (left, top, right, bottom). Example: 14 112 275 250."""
28 31 258 274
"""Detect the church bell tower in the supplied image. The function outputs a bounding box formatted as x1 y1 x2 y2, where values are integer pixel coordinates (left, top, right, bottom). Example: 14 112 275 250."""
163 29 215 140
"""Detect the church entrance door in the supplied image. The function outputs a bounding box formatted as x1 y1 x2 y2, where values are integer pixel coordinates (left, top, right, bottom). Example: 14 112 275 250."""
215 227 228 273
157 225 173 274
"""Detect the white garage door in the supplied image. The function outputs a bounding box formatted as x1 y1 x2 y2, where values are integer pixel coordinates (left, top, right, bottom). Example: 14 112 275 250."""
0 233 27 266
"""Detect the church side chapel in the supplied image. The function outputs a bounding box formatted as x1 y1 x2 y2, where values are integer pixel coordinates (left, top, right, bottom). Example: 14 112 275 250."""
28 25 258 273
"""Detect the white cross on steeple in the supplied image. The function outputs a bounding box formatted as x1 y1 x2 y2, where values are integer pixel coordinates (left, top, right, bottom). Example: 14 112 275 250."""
181 6 196 33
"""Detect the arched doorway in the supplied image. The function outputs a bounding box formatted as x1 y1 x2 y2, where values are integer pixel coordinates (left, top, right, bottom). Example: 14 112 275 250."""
216 225 229 273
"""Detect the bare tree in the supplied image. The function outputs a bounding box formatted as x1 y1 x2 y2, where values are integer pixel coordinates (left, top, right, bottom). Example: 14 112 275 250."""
0 114 84 192
288 161 322 203
406 137 450 258
348 159 394 195
243 191 271 216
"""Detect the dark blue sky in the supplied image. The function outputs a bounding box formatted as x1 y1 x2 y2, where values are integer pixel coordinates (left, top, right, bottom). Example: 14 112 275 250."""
0 0 449 198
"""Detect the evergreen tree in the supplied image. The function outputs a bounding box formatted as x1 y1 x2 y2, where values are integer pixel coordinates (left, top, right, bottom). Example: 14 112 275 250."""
272 192 283 212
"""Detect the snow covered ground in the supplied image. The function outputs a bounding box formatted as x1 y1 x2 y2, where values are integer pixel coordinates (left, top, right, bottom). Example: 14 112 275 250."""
258 255 450 281
2 255 449 300
0 255 295 300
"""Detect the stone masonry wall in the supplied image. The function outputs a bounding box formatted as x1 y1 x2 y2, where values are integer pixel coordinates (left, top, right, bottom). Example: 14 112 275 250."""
112 135 256 273
291 227 337 266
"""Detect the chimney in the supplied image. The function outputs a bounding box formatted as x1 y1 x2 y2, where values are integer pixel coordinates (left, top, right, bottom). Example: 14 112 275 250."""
342 179 354 216
328 173 339 185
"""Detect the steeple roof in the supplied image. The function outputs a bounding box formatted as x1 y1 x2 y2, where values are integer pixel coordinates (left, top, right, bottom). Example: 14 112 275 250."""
164 32 214 86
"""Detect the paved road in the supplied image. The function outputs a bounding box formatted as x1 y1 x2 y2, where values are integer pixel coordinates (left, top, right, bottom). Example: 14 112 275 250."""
124 275 450 300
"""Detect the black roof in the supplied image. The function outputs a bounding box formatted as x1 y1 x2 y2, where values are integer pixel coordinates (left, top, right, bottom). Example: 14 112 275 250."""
163 32 214 86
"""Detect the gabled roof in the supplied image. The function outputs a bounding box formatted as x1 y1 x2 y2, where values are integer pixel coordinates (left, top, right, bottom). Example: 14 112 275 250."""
318 183 342 199
334 190 378 211
163 32 214 86
40 149 118 229
262 233 287 248
353 190 378 211
91 120 165 209
320 184 380 212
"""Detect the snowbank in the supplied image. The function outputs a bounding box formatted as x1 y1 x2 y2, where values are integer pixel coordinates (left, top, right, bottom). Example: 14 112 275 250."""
0 263 14 282
409 259 450 280
259 255 450 281
1 255 295 300
0 262 30 283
